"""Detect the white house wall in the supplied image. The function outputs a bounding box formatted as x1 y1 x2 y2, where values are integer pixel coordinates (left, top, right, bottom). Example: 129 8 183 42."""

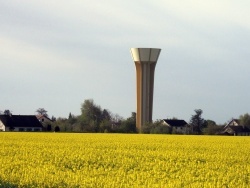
5 127 42 132
0 120 5 131
172 127 184 134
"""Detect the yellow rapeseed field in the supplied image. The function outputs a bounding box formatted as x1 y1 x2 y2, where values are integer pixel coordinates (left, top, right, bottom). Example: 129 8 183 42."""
0 133 250 187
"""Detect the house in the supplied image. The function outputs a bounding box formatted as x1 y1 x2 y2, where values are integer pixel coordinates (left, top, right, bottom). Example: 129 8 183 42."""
222 119 250 136
36 114 54 131
162 119 190 134
0 115 43 132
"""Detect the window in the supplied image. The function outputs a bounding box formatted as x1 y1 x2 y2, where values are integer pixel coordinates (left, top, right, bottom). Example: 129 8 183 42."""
19 128 24 131
26 128 32 132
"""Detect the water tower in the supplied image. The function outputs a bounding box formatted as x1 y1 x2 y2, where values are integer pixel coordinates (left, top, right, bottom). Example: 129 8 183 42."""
130 48 161 132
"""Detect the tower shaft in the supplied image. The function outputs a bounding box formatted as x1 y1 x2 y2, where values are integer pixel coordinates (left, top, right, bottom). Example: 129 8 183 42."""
135 61 156 130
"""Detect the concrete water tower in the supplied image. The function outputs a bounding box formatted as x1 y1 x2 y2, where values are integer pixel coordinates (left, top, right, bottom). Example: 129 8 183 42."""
130 48 161 132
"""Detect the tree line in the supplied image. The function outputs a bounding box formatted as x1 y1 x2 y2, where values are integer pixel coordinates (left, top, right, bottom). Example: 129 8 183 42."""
45 99 137 133
38 99 250 134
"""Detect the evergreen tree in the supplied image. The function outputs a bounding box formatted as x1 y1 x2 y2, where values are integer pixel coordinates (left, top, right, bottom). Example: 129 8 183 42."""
189 109 205 134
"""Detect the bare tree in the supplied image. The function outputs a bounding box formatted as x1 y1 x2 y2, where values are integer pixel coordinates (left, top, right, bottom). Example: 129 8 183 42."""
36 108 48 117
4 109 12 116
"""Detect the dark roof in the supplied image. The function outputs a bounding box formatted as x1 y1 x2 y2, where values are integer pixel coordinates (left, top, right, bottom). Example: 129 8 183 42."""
228 125 250 133
0 115 43 128
163 119 188 127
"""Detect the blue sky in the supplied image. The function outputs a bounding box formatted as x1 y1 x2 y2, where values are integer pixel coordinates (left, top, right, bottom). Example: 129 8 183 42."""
1 0 250 124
